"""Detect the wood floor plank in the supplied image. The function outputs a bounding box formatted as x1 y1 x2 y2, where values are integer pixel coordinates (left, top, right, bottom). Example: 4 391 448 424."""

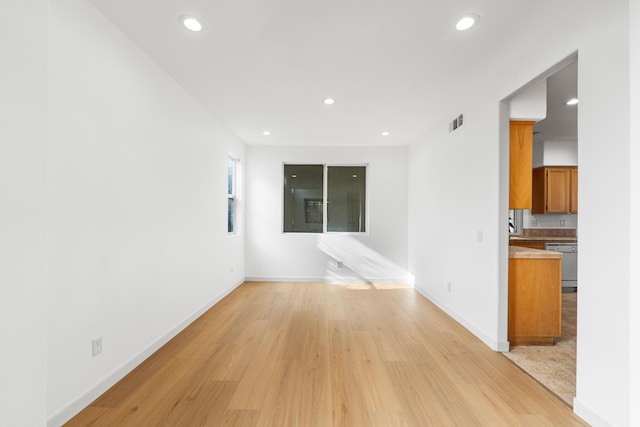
254 360 327 427
219 410 260 426
62 407 114 427
139 380 238 427
65 281 586 426
385 361 454 426
227 330 285 410
211 319 269 381
368 412 412 427
327 320 371 427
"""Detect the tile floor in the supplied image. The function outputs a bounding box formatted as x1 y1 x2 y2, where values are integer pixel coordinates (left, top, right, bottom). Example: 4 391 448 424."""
503 292 577 406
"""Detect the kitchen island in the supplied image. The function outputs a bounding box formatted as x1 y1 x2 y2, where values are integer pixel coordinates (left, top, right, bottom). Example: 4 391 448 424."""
509 246 563 346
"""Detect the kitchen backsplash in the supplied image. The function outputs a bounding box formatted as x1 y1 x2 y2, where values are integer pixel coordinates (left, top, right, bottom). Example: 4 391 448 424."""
522 228 577 237
522 209 578 229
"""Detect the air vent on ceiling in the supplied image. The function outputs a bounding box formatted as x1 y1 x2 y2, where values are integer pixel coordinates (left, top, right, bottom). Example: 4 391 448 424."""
449 113 464 133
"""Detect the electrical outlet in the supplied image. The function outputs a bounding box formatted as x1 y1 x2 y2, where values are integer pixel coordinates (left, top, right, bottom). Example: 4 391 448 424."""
447 282 452 292
477 230 483 243
337 261 344 269
92 337 102 357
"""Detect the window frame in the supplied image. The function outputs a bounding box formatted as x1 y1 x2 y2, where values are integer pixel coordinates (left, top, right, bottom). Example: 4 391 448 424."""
228 156 238 235
508 209 523 235
282 162 369 235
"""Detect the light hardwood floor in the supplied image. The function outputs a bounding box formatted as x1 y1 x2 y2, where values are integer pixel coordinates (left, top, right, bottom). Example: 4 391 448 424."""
503 292 578 406
65 282 587 426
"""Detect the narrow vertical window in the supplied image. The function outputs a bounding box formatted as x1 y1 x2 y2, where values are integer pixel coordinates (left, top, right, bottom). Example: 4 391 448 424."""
228 157 237 234
508 209 522 235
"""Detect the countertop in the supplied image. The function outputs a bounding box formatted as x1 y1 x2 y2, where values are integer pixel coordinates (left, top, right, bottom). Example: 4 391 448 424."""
510 228 577 243
509 235 577 243
509 246 563 259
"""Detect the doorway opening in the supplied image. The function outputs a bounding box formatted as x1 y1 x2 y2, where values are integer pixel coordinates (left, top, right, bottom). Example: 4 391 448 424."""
500 54 579 406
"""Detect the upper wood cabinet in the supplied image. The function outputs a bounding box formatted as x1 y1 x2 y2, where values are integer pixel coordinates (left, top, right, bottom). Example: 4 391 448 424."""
532 166 578 214
570 167 578 213
509 121 535 209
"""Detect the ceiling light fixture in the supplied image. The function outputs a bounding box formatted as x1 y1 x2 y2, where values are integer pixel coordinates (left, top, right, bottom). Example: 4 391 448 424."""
455 14 478 31
262 130 271 136
180 16 204 32
565 98 579 106
381 131 390 136
323 98 336 105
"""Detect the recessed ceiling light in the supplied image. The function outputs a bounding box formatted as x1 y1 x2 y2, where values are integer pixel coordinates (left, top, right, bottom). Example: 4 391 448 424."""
323 98 336 105
381 131 390 136
455 15 478 31
180 16 204 32
565 98 579 106
262 130 271 136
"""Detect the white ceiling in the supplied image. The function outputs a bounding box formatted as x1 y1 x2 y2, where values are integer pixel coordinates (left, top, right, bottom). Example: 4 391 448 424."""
534 60 578 144
88 0 580 146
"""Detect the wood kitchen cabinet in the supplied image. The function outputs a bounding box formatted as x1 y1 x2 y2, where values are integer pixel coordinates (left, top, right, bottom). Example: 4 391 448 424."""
509 121 535 209
509 240 545 250
532 166 578 214
509 247 562 346
570 167 578 213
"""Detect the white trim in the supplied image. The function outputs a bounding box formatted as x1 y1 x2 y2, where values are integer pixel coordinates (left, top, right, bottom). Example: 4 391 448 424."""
228 156 238 235
246 276 330 283
245 276 411 284
413 284 508 352
47 279 244 427
573 398 612 426
323 163 328 233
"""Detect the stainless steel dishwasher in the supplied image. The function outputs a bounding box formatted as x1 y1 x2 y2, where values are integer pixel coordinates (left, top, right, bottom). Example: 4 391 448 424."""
545 242 578 291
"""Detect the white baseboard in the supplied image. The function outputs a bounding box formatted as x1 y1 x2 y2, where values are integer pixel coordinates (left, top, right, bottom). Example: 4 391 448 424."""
245 276 328 283
413 284 508 352
573 398 612 426
47 278 244 427
245 276 410 284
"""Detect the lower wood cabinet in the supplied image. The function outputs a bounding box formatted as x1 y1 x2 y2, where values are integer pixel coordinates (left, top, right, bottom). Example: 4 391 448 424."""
508 250 562 346
509 240 545 250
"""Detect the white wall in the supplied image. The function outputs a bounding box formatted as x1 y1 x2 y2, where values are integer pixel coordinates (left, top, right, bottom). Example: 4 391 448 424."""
509 79 547 121
573 4 630 425
533 140 546 168
0 1 48 426
409 97 505 349
47 1 245 424
533 139 578 167
523 210 578 229
245 145 408 283
629 2 639 425
408 2 632 425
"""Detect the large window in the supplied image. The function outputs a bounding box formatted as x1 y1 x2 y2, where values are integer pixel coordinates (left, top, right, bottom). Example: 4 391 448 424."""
283 164 366 233
228 157 237 234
